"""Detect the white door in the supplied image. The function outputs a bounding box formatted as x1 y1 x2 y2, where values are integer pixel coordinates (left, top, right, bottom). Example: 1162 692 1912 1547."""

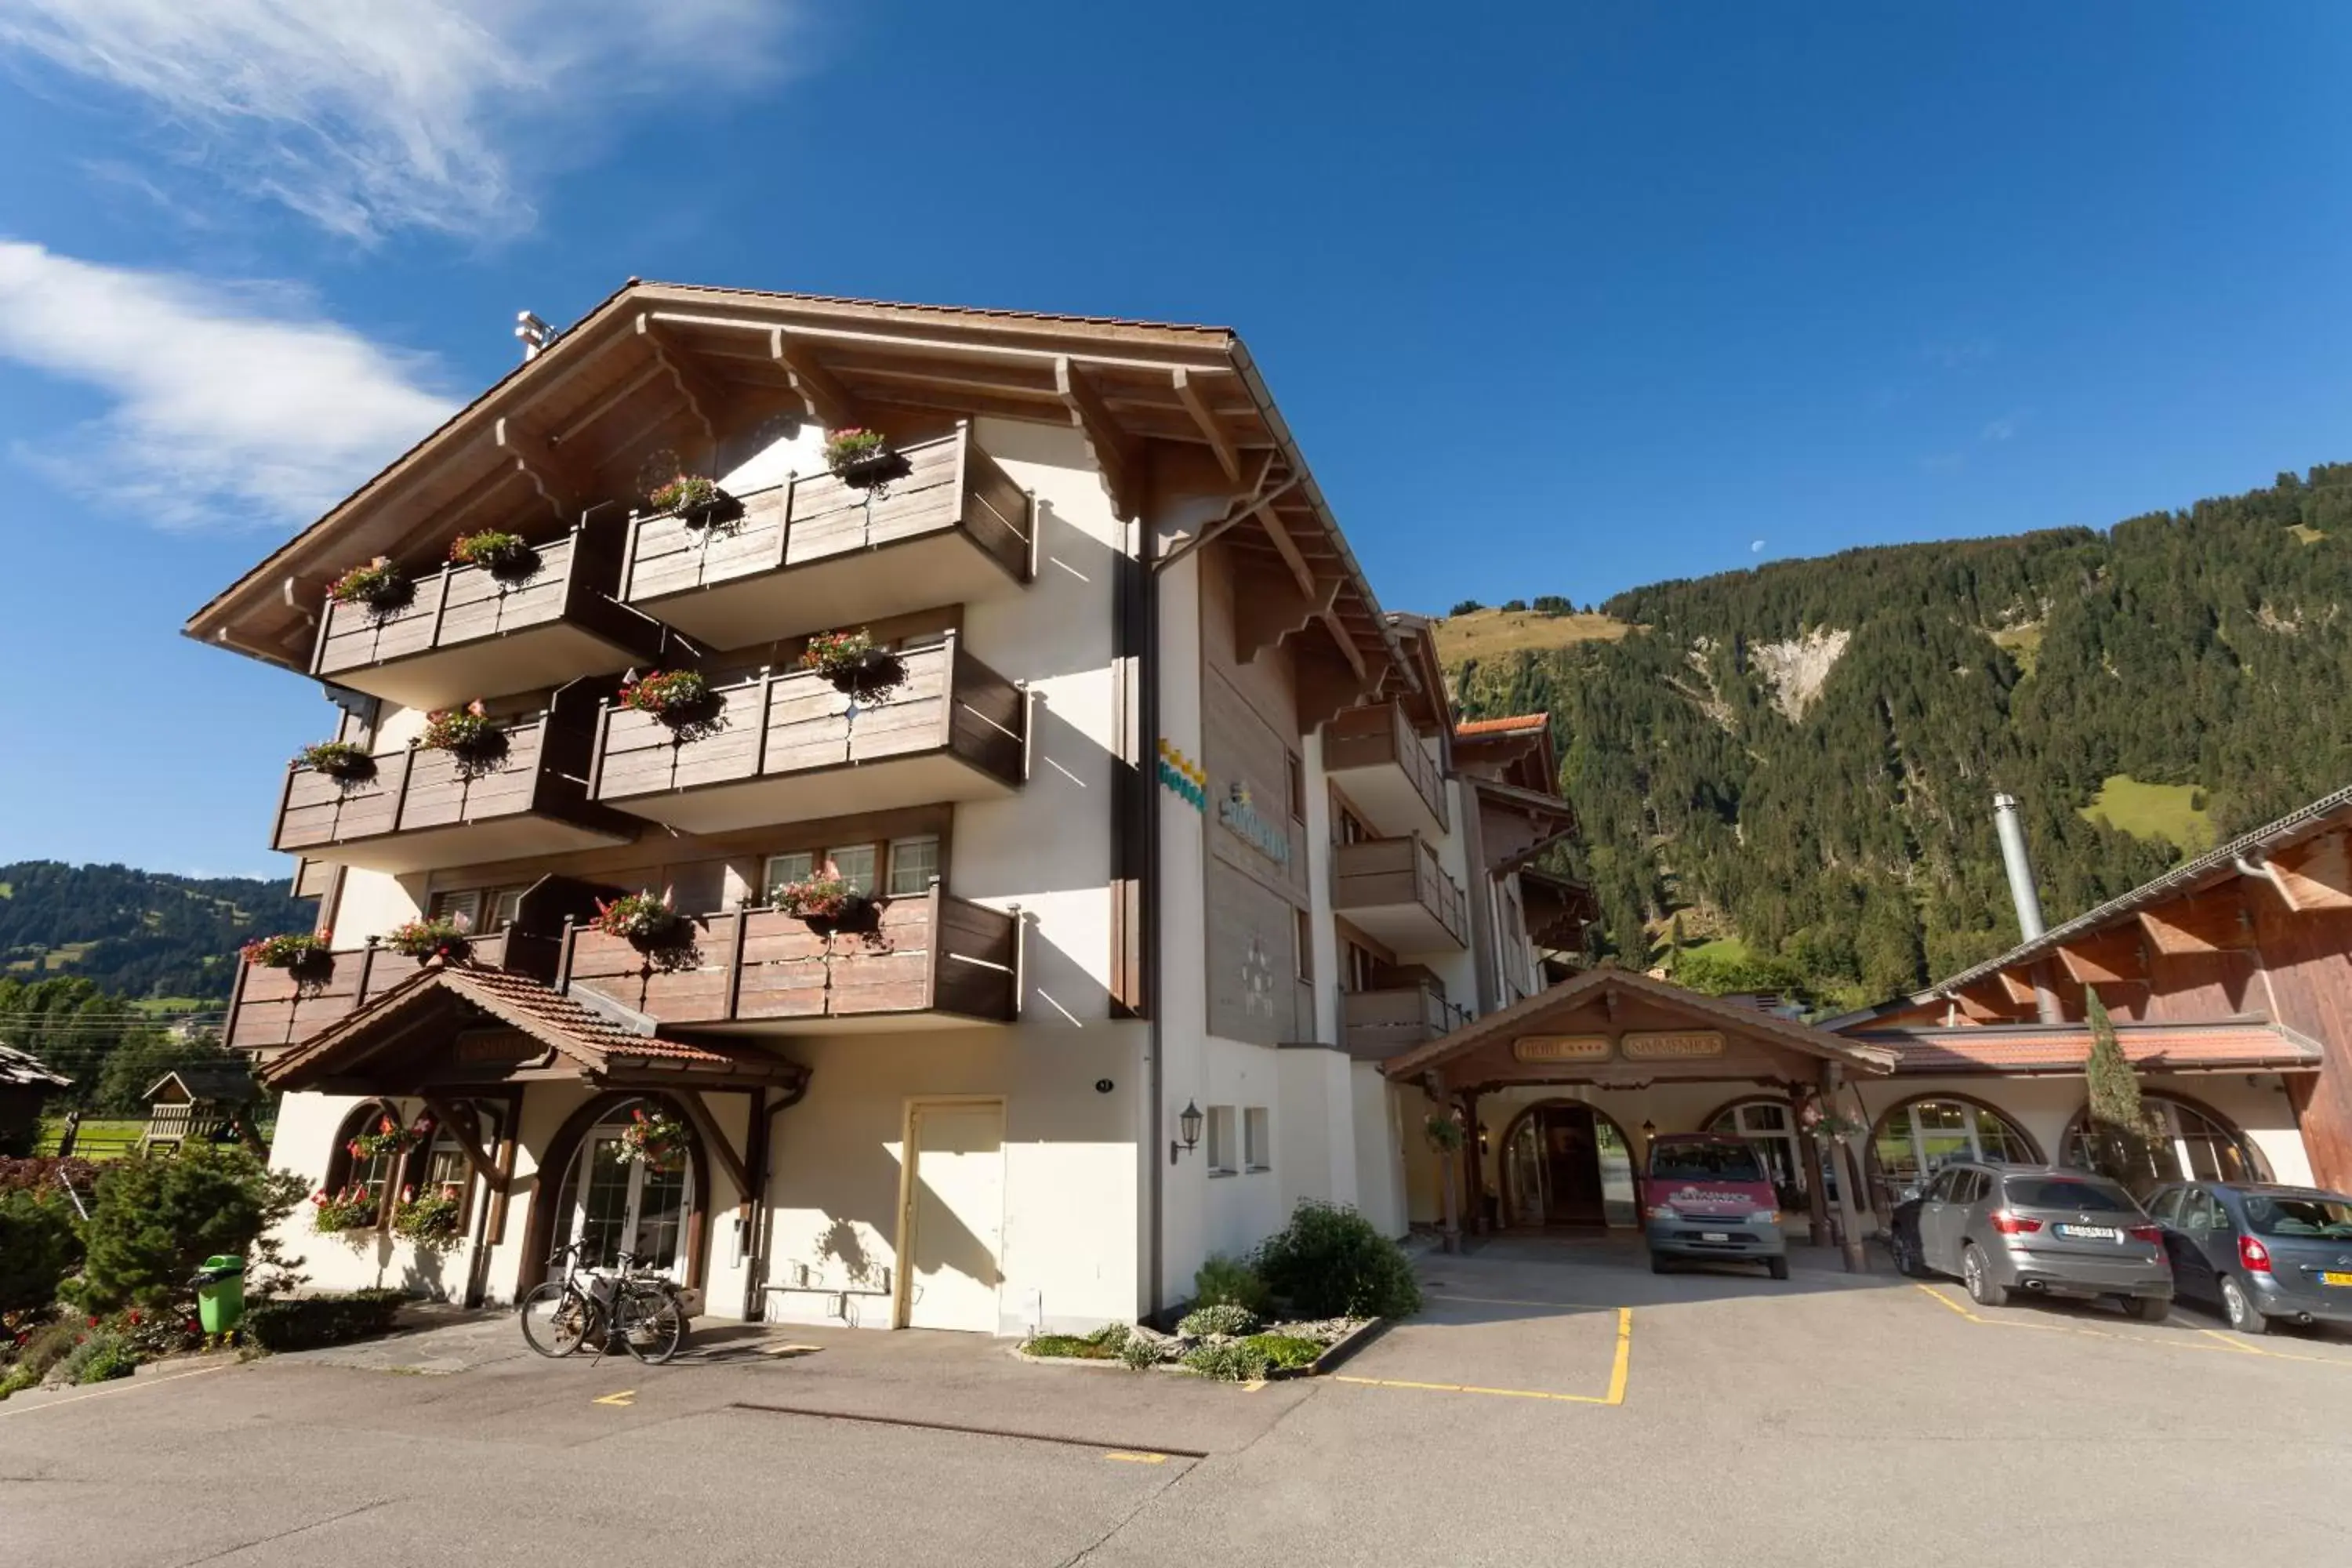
900 1102 1006 1333
567 1128 691 1279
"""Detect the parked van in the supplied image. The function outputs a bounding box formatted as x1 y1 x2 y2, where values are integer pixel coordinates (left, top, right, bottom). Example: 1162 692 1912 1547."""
1642 1132 1788 1279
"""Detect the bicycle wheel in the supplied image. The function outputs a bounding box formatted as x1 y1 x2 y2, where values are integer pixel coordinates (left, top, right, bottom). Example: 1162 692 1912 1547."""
619 1287 684 1366
519 1282 594 1358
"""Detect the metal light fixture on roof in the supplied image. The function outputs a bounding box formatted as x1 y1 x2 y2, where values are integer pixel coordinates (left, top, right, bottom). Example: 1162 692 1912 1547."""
1171 1100 1204 1166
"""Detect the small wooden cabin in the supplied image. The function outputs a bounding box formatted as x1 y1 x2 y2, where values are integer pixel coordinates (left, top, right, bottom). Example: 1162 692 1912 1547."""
0 1041 72 1157
142 1064 262 1152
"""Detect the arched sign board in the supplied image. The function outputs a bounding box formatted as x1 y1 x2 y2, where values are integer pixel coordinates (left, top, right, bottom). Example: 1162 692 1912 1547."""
1513 1030 1726 1065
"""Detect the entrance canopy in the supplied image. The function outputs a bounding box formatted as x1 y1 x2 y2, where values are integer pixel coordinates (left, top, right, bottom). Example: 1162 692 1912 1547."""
1383 967 1896 1093
256 963 809 1098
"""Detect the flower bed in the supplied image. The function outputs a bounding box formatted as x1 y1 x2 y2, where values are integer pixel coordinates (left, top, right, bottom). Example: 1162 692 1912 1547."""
241 932 332 969
328 556 410 611
1017 1312 1367 1381
295 740 376 781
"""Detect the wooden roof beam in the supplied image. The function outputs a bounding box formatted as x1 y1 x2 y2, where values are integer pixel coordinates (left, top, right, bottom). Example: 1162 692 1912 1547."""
494 414 584 524
2137 891 2256 955
2262 830 2352 913
1056 356 1142 522
2056 930 2148 986
637 315 728 449
771 327 863 430
1253 499 1316 599
1174 367 1240 485
1235 567 1343 665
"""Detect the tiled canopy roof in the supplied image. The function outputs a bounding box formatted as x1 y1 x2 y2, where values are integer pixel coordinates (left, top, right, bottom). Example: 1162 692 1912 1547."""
1853 1022 2325 1076
1456 713 1549 738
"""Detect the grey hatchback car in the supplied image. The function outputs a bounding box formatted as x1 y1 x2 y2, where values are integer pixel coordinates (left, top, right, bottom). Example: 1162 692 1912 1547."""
1889 1163 2172 1319
2147 1181 2352 1335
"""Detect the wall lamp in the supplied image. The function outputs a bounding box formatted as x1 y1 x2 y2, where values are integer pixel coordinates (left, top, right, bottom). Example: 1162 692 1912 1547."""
1171 1100 1203 1165
1640 1119 1657 1140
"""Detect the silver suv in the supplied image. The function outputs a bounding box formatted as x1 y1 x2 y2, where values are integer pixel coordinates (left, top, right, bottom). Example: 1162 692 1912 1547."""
1889 1163 2172 1320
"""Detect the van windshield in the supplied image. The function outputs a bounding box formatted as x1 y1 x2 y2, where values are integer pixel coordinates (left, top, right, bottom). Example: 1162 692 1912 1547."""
1650 1142 1766 1183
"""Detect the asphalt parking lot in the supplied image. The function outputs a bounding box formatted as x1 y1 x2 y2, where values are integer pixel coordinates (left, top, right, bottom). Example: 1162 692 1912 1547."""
8 1238 2352 1568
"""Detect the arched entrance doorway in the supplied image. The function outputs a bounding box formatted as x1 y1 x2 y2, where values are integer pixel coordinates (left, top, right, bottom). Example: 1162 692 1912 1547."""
1501 1101 1637 1228
2060 1093 2270 1192
535 1094 706 1286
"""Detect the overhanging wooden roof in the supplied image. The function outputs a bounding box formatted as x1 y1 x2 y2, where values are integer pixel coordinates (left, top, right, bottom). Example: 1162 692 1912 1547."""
185 279 1410 693
1384 966 1895 1089
1852 1021 2325 1076
257 962 808 1094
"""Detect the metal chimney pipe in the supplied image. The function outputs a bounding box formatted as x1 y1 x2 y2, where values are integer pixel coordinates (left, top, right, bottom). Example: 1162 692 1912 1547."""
1992 793 2045 940
1991 792 2063 1024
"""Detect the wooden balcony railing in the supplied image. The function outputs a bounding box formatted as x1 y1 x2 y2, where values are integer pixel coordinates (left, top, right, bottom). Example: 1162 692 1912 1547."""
591 633 1025 834
310 521 673 709
271 686 636 873
618 423 1033 648
558 889 1020 1033
1341 981 1468 1058
1324 701 1449 835
1331 833 1468 953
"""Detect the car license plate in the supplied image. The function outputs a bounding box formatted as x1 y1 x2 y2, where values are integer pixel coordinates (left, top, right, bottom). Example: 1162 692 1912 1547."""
2321 1272 2352 1287
2055 1224 2120 1240
1700 1231 1730 1243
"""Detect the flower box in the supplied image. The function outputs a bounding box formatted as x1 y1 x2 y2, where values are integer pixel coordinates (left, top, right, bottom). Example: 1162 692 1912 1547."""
648 474 732 525
328 556 411 612
241 931 333 970
383 916 470 962
774 870 863 933
617 1107 689 1172
391 1184 463 1247
800 629 906 699
616 669 713 724
822 427 894 481
348 1113 426 1161
418 701 506 774
310 1185 379 1233
593 889 686 948
448 528 538 579
294 741 376 782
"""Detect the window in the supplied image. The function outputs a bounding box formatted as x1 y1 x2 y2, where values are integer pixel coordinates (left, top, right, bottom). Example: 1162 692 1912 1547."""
2147 1188 2186 1225
488 887 524 933
1294 908 1313 982
428 885 528 933
763 852 814 902
887 836 940 897
827 844 877 896
2181 1189 2226 1236
2002 1175 2132 1212
2061 1095 2270 1191
1244 1107 1271 1172
325 1099 411 1225
1285 753 1305 821
2243 1194 2352 1240
1205 1105 1238 1175
1870 1097 2038 1209
1343 942 1378 993
550 1098 694 1279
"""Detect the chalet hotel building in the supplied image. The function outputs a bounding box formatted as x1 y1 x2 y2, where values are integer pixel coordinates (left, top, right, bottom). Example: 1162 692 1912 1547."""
191 283 1583 1332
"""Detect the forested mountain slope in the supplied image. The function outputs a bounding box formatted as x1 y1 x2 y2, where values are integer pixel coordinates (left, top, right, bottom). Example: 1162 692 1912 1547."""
0 861 314 1004
1448 464 2352 1011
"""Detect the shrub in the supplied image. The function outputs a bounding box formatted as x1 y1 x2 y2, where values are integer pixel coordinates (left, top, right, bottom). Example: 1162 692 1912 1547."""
1499 597 1528 612
1181 1338 1272 1382
1448 599 1484 616
1176 1301 1258 1339
0 1190 82 1314
73 1146 298 1312
1239 1333 1323 1371
1192 1254 1272 1317
1251 1200 1422 1319
1118 1334 1162 1371
0 1365 39 1400
60 1331 137 1385
2 1319 82 1394
0 1156 100 1199
1531 594 1573 615
241 1289 404 1352
1084 1322 1130 1352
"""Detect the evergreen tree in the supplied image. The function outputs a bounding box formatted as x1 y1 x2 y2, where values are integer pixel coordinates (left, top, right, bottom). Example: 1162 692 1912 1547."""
2081 987 2155 1184
70 1146 299 1310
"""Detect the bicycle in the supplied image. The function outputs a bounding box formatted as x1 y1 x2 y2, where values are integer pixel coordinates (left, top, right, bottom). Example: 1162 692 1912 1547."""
518 1240 690 1365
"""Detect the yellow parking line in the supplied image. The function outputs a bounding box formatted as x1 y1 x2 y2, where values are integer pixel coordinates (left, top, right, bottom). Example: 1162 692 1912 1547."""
1425 1293 1620 1312
1334 1308 1633 1406
1915 1283 2352 1367
1104 1451 1167 1464
593 1389 637 1406
2198 1328 2267 1356
1913 1283 1979 1320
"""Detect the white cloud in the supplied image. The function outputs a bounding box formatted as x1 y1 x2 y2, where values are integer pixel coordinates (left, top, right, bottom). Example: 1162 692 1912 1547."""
0 241 453 529
0 0 801 240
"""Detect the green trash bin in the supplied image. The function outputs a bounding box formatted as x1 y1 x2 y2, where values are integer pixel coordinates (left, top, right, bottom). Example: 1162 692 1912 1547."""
193 1254 245 1335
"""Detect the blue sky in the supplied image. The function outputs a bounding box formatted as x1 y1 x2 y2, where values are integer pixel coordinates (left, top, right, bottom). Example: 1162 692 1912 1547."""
0 2 2347 874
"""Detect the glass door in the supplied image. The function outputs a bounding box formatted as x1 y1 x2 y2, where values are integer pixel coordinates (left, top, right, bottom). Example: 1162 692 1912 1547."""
564 1115 693 1279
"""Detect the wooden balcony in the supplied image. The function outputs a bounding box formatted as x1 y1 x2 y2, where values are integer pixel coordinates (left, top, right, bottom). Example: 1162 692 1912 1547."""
619 423 1033 649
1341 980 1466 1060
560 889 1020 1035
223 930 561 1054
1324 702 1448 837
310 522 675 710
1332 834 1468 953
591 633 1026 835
272 688 637 873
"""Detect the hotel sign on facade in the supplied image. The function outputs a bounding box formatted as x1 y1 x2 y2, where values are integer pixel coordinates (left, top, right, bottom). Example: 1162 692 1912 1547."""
1512 1030 1726 1065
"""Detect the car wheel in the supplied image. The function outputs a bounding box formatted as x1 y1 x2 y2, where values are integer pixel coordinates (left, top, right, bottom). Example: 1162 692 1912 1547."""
1890 1232 1926 1278
1766 1256 1791 1281
2220 1275 2272 1336
1962 1243 2009 1308
2122 1296 2169 1323
1649 1251 1671 1275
